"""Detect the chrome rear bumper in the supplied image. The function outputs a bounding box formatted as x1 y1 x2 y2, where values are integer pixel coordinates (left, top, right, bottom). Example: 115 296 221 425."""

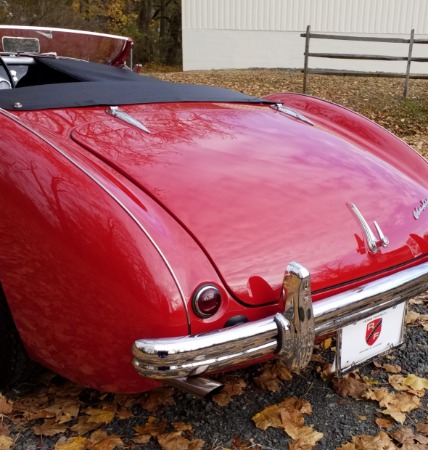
132 261 428 379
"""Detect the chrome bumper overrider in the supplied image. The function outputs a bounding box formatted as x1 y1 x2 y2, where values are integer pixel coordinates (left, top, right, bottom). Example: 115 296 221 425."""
132 261 428 379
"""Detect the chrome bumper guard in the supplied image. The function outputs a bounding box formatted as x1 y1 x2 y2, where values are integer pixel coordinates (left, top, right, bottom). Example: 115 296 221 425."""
132 261 428 379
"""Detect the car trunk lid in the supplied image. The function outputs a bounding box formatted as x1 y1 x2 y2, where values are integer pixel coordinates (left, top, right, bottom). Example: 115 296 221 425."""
70 101 428 305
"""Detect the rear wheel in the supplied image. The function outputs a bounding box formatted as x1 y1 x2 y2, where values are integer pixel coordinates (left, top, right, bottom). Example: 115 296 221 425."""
0 286 33 389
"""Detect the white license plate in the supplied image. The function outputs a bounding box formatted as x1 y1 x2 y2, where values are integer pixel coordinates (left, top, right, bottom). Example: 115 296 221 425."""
336 302 406 376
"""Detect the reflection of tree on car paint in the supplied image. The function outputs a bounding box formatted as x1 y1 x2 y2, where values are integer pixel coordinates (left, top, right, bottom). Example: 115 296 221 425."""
1 26 428 396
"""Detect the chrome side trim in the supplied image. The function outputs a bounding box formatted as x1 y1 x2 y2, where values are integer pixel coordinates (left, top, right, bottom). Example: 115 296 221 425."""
133 260 428 379
272 103 314 126
107 106 150 134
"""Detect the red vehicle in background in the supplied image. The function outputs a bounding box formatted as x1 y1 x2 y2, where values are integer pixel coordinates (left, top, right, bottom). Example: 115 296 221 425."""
1 26 428 396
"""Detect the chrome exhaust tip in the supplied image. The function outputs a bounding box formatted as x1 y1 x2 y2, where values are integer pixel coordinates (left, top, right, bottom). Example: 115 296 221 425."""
166 376 224 398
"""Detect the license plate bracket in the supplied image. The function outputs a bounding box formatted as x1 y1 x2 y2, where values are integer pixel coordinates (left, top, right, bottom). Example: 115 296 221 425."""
336 302 407 376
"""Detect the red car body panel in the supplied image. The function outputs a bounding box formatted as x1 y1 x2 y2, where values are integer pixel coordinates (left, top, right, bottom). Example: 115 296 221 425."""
1 28 428 392
0 109 280 392
66 99 428 304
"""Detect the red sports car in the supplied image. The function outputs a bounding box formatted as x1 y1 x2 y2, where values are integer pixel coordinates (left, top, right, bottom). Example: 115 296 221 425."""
1 26 428 396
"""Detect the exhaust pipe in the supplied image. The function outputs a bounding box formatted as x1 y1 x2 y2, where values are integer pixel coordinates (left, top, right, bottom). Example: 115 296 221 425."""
166 376 224 398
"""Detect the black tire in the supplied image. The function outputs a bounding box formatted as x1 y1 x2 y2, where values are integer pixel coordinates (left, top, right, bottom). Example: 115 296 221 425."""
0 285 34 389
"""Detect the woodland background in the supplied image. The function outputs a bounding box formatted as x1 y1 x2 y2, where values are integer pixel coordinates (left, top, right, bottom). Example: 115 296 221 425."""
0 0 182 66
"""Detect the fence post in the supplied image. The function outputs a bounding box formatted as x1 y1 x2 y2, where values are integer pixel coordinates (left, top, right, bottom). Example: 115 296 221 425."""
404 29 415 97
303 25 311 93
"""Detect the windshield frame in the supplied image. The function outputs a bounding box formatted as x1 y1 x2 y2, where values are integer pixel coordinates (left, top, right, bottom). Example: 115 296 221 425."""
0 26 132 66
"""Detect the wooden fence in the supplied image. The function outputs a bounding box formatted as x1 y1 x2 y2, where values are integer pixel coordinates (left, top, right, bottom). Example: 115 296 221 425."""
301 25 428 97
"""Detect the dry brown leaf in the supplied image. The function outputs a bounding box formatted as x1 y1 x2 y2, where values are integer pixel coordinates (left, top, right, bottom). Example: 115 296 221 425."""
138 386 175 413
0 395 13 416
134 416 167 444
391 427 419 444
375 417 393 428
172 422 193 432
0 435 14 450
415 423 428 434
44 399 81 424
402 374 428 391
228 436 261 450
13 393 50 420
85 404 117 424
54 436 88 450
252 397 312 431
32 418 68 436
70 416 101 435
337 431 398 450
406 310 421 324
373 361 401 373
365 388 421 424
320 338 332 350
212 378 247 406
157 431 204 450
287 425 323 450
316 363 333 381
254 360 293 392
388 374 426 397
332 373 370 400
87 430 124 450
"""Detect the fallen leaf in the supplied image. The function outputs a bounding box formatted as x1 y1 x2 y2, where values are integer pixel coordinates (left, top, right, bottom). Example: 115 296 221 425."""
70 416 101 435
402 374 428 391
54 436 88 450
212 378 247 406
134 416 167 444
32 418 68 436
0 395 13 415
85 404 117 424
254 360 293 392
157 431 204 450
364 388 421 423
320 338 332 350
0 435 14 450
375 417 393 428
252 397 312 431
286 424 323 449
332 373 370 400
373 361 401 373
337 431 398 450
87 430 124 450
415 423 428 434
138 386 175 413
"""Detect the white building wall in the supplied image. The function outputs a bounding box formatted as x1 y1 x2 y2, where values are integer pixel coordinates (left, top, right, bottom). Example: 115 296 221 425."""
182 0 428 73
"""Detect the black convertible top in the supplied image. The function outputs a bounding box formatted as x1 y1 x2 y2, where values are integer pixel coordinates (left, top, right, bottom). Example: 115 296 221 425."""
0 56 268 111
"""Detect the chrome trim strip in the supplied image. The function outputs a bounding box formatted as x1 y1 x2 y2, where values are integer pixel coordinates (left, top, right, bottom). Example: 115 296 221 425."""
272 103 314 126
133 260 428 379
0 108 189 329
107 106 150 134
313 261 428 336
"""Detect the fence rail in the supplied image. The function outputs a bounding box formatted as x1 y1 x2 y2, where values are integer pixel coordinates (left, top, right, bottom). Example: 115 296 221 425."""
301 26 428 97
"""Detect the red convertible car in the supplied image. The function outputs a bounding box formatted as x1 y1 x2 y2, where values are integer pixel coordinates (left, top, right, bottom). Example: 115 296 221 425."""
1 26 428 396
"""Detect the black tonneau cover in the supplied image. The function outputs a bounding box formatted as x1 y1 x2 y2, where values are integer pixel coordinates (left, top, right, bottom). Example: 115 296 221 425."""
0 56 268 111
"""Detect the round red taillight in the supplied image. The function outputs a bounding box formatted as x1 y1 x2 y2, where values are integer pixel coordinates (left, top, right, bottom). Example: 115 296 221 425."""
192 285 222 318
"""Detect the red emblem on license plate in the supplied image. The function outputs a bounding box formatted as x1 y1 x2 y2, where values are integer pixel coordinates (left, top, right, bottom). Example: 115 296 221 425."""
366 318 382 346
